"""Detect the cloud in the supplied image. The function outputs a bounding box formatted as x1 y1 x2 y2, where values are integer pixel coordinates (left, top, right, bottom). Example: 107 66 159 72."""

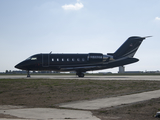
62 2 84 10
155 17 160 21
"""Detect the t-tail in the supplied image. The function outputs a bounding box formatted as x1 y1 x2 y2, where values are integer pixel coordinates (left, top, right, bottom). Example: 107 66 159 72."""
108 36 151 59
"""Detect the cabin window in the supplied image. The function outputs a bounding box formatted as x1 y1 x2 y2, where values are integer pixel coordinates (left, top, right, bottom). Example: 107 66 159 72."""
67 58 69 61
57 58 59 61
62 58 64 61
31 57 37 60
77 58 80 61
82 58 85 61
52 58 54 61
72 58 75 61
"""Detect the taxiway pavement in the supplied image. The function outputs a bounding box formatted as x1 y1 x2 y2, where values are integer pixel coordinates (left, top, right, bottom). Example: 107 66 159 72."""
59 89 160 110
0 106 100 120
1 75 160 81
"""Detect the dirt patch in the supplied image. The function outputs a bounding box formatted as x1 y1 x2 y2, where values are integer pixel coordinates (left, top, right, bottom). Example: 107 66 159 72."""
0 113 24 119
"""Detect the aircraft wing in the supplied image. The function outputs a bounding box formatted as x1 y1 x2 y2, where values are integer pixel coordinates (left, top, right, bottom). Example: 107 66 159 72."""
60 65 102 72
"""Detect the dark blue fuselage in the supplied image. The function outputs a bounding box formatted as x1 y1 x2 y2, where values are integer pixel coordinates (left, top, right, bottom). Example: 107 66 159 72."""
15 36 147 77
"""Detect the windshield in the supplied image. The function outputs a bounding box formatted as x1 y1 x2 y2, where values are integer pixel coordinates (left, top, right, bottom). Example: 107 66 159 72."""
31 57 37 60
25 56 37 60
26 57 31 60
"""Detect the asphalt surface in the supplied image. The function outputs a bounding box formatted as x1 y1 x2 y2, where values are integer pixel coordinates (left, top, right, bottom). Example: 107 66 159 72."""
1 75 160 120
1 75 160 81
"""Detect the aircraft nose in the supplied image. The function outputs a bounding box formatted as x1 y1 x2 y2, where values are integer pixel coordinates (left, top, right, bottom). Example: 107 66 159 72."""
15 62 26 70
15 63 22 69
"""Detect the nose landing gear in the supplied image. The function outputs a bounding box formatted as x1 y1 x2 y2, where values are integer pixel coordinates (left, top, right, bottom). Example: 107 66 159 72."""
27 70 30 77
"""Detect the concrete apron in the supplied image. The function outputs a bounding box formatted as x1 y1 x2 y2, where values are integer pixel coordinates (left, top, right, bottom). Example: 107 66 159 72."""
59 90 160 110
0 107 100 120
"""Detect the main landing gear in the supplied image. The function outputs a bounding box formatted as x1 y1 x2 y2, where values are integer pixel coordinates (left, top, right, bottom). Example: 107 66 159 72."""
76 72 85 77
27 70 30 77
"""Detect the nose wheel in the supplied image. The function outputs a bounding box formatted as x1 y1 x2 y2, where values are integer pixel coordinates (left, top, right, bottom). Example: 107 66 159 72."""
76 72 85 77
27 70 30 77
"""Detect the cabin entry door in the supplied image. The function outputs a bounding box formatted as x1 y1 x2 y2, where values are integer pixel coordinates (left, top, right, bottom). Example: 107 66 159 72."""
42 54 49 67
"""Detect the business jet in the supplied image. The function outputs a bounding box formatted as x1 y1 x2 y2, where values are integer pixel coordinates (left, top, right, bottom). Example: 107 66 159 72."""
15 36 150 77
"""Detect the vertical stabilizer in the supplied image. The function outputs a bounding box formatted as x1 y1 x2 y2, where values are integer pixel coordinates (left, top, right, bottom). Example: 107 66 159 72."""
108 36 148 59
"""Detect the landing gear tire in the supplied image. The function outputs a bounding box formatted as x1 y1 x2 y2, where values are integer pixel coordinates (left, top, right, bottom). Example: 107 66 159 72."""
76 72 85 77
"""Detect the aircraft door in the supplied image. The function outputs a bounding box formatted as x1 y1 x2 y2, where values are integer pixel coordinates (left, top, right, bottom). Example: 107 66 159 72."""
42 54 49 67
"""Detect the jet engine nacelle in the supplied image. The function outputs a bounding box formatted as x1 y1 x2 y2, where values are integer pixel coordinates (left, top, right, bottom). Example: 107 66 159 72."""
103 55 114 62
88 53 103 62
88 53 114 63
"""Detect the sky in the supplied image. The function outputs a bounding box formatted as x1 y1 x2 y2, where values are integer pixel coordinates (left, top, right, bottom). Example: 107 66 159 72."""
0 0 160 73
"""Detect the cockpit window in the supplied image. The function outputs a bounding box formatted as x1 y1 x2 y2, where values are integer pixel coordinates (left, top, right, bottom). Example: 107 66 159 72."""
26 57 31 60
31 57 37 60
25 56 37 61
